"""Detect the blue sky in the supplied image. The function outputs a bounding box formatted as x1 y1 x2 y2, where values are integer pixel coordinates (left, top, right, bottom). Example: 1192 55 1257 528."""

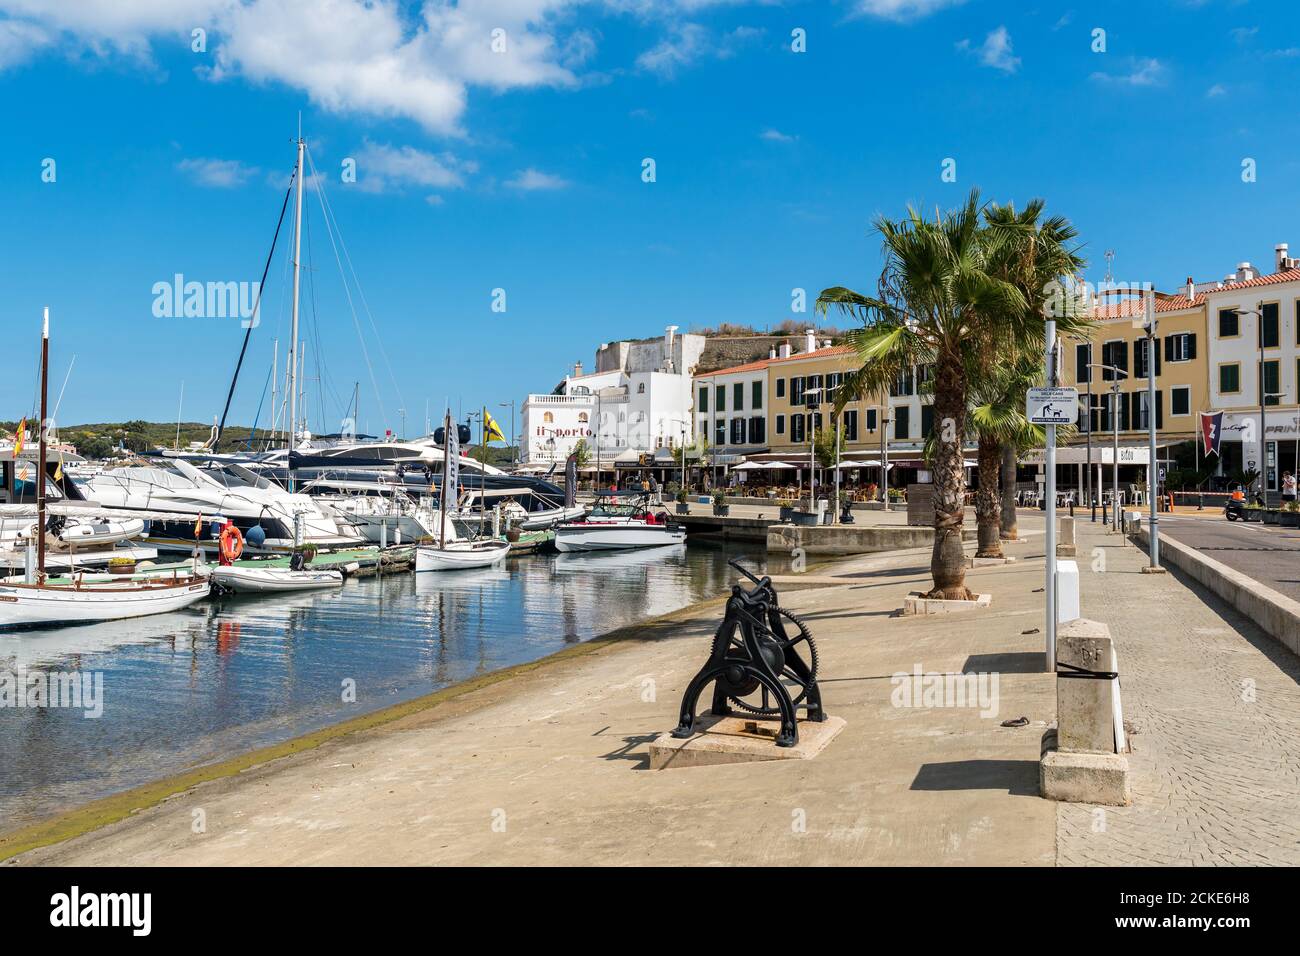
1 0 1297 436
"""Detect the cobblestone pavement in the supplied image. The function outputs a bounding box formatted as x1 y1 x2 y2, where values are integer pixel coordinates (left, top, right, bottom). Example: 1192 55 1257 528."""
1059 522 1300 865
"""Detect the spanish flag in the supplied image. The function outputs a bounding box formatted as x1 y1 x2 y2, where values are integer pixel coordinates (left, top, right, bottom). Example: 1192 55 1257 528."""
12 418 25 457
483 409 506 444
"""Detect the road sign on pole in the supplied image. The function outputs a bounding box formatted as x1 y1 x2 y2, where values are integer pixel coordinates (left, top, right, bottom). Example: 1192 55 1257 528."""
1027 386 1078 425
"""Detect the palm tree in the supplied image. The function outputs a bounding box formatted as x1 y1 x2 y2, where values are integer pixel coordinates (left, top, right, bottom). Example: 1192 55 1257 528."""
977 201 1090 545
817 190 1025 599
969 353 1049 552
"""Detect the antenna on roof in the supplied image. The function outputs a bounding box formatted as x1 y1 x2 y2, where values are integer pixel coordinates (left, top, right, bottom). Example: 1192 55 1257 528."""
1103 249 1115 287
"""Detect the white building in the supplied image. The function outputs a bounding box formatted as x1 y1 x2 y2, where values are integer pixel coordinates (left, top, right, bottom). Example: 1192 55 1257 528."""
1202 243 1300 493
522 327 703 467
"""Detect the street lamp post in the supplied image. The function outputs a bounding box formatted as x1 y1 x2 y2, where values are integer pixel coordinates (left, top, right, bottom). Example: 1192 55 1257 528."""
1087 362 1128 532
880 409 891 512
806 387 823 516
1233 301 1269 502
1142 294 1163 572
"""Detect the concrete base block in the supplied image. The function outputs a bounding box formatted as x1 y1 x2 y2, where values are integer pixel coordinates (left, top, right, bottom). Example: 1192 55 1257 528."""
1040 744 1131 806
649 714 846 770
966 555 1016 568
902 592 992 615
1055 545 1077 557
1139 565 1168 575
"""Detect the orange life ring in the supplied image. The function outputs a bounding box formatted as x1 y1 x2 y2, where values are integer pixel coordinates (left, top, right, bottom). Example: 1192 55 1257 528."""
219 523 244 563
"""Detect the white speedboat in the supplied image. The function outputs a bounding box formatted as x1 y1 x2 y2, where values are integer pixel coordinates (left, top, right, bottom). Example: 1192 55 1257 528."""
74 459 362 553
210 564 344 593
0 576 211 628
553 522 685 553
517 504 589 530
415 539 511 572
553 493 685 553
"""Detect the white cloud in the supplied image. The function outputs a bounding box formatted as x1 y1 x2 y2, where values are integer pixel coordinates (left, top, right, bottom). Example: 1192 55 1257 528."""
1090 57 1166 87
177 156 259 188
957 26 1020 74
0 0 584 134
850 0 966 21
505 168 570 190
636 22 709 77
0 16 51 69
353 140 476 194
635 22 761 78
760 128 795 142
1206 83 1227 98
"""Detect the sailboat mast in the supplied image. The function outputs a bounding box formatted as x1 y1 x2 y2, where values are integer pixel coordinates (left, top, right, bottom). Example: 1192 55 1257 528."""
440 410 451 549
287 129 305 458
37 307 49 581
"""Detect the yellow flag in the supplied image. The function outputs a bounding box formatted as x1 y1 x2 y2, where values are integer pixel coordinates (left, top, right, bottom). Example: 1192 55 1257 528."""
483 409 506 444
12 418 26 457
54 455 63 482
195 513 203 537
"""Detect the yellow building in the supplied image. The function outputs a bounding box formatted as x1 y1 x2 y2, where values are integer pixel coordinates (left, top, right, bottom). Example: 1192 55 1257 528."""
1061 292 1210 447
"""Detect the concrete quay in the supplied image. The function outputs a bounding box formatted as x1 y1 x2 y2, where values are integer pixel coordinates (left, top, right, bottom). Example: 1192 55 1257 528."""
5 514 1298 866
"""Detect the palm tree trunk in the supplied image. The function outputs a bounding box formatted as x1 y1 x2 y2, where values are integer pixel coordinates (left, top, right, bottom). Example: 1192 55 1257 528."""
928 355 973 600
975 434 1002 557
1000 442 1019 540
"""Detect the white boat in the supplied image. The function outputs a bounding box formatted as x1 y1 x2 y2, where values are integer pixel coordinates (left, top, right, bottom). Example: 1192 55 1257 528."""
0 576 211 628
210 564 344 593
517 504 588 530
553 522 685 552
0 309 214 630
553 493 685 552
73 459 362 554
415 539 511 572
52 517 146 547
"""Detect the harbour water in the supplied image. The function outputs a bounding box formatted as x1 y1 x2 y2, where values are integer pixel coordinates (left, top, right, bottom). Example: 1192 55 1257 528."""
0 542 789 830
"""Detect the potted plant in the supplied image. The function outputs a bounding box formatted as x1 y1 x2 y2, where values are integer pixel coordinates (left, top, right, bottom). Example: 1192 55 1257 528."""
676 488 690 515
1243 504 1263 522
107 556 136 577
504 518 522 543
777 498 794 522
712 489 729 517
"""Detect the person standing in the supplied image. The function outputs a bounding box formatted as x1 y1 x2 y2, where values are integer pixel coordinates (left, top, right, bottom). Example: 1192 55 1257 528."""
1283 470 1296 504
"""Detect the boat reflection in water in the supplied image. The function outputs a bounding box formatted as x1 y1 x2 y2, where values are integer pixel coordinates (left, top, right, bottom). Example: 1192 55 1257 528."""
0 542 789 829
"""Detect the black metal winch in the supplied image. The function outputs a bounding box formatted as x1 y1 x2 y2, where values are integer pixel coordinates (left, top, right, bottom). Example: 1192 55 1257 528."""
672 558 825 748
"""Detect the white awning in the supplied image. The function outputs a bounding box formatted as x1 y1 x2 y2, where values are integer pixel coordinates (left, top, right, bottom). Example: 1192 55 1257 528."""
733 460 797 471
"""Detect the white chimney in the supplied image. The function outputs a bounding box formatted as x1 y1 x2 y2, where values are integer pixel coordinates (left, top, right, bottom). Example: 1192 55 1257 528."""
778 341 792 359
1186 276 1195 300
804 328 816 354
1236 262 1257 282
1277 243 1291 272
769 346 777 359
821 338 832 349
574 361 583 377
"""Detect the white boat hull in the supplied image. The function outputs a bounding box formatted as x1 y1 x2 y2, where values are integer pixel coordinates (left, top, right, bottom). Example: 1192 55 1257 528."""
415 540 511 572
210 566 344 594
553 524 686 553
518 505 589 530
0 578 211 628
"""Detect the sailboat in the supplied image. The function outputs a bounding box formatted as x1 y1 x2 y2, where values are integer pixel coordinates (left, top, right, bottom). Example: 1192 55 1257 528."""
0 310 211 629
415 411 510 572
